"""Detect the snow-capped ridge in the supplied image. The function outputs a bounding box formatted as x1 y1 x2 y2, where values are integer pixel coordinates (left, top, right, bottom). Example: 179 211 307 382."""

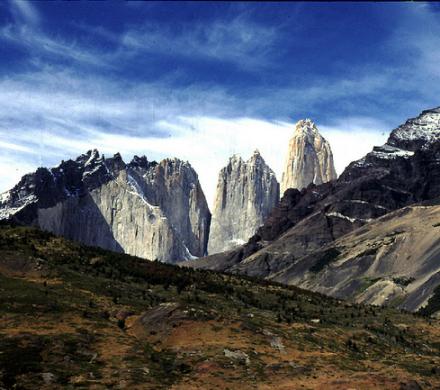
388 107 440 150
350 107 440 169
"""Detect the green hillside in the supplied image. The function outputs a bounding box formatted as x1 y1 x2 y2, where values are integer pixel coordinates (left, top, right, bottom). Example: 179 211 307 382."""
0 224 439 389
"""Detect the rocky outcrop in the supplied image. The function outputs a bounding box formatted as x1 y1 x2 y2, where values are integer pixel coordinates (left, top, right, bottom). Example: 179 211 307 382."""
0 150 211 263
187 107 440 309
280 119 337 194
208 151 279 254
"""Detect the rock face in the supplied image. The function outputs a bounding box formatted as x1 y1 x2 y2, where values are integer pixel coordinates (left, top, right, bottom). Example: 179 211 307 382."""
0 150 211 263
280 119 337 194
208 151 279 254
187 107 440 311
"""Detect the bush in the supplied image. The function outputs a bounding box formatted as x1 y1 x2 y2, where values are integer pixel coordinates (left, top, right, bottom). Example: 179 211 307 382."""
117 319 125 330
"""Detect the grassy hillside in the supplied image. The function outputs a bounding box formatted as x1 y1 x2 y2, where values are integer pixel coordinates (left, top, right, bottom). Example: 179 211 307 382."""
1 224 440 389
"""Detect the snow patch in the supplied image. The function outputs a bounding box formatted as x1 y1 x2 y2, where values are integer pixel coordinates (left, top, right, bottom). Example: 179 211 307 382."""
371 144 415 160
326 212 357 223
391 111 440 147
85 149 100 166
83 166 99 177
183 245 198 261
126 173 159 209
229 238 246 246
0 191 11 203
326 212 372 224
0 194 37 220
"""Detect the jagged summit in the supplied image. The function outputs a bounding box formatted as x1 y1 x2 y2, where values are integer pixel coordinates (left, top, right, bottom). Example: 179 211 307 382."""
387 106 440 151
280 118 337 194
208 151 279 254
294 118 319 135
0 150 210 263
129 155 156 170
251 148 262 157
248 149 270 166
344 107 440 173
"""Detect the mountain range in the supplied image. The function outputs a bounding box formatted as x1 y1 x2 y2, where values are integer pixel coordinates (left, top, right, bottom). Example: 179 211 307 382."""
0 119 336 263
1 107 440 316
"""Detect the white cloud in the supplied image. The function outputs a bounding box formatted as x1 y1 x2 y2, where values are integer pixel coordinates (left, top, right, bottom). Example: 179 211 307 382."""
0 140 38 154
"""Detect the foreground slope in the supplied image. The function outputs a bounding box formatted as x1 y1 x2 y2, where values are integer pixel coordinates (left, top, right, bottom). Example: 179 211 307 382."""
1 224 440 389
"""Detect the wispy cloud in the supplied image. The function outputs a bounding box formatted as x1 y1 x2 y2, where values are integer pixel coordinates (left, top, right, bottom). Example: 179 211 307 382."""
9 0 40 26
0 139 38 154
0 24 111 67
2 6 280 72
119 17 279 69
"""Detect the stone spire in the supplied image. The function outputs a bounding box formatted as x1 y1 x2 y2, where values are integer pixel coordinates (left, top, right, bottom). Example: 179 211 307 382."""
208 150 279 254
281 119 337 194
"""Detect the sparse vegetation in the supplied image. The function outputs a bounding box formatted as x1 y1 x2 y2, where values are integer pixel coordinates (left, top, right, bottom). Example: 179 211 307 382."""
0 224 439 389
419 284 440 317
393 276 416 287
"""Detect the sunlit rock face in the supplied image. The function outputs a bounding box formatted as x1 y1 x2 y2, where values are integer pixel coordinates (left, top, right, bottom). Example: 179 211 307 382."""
208 150 279 254
280 119 337 194
0 150 211 263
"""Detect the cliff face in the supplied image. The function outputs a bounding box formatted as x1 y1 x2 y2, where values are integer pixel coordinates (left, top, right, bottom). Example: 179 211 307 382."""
0 150 211 263
280 119 337 194
208 151 279 254
127 156 211 259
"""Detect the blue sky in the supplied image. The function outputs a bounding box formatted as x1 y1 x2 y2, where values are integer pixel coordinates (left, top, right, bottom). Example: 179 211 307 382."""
1 1 439 204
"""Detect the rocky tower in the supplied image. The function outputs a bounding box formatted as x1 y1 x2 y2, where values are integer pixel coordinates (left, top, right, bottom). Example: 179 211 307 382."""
0 150 211 263
208 150 279 254
280 119 337 194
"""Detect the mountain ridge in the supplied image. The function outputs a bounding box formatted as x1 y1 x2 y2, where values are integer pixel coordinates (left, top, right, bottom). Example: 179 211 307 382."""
187 106 440 313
